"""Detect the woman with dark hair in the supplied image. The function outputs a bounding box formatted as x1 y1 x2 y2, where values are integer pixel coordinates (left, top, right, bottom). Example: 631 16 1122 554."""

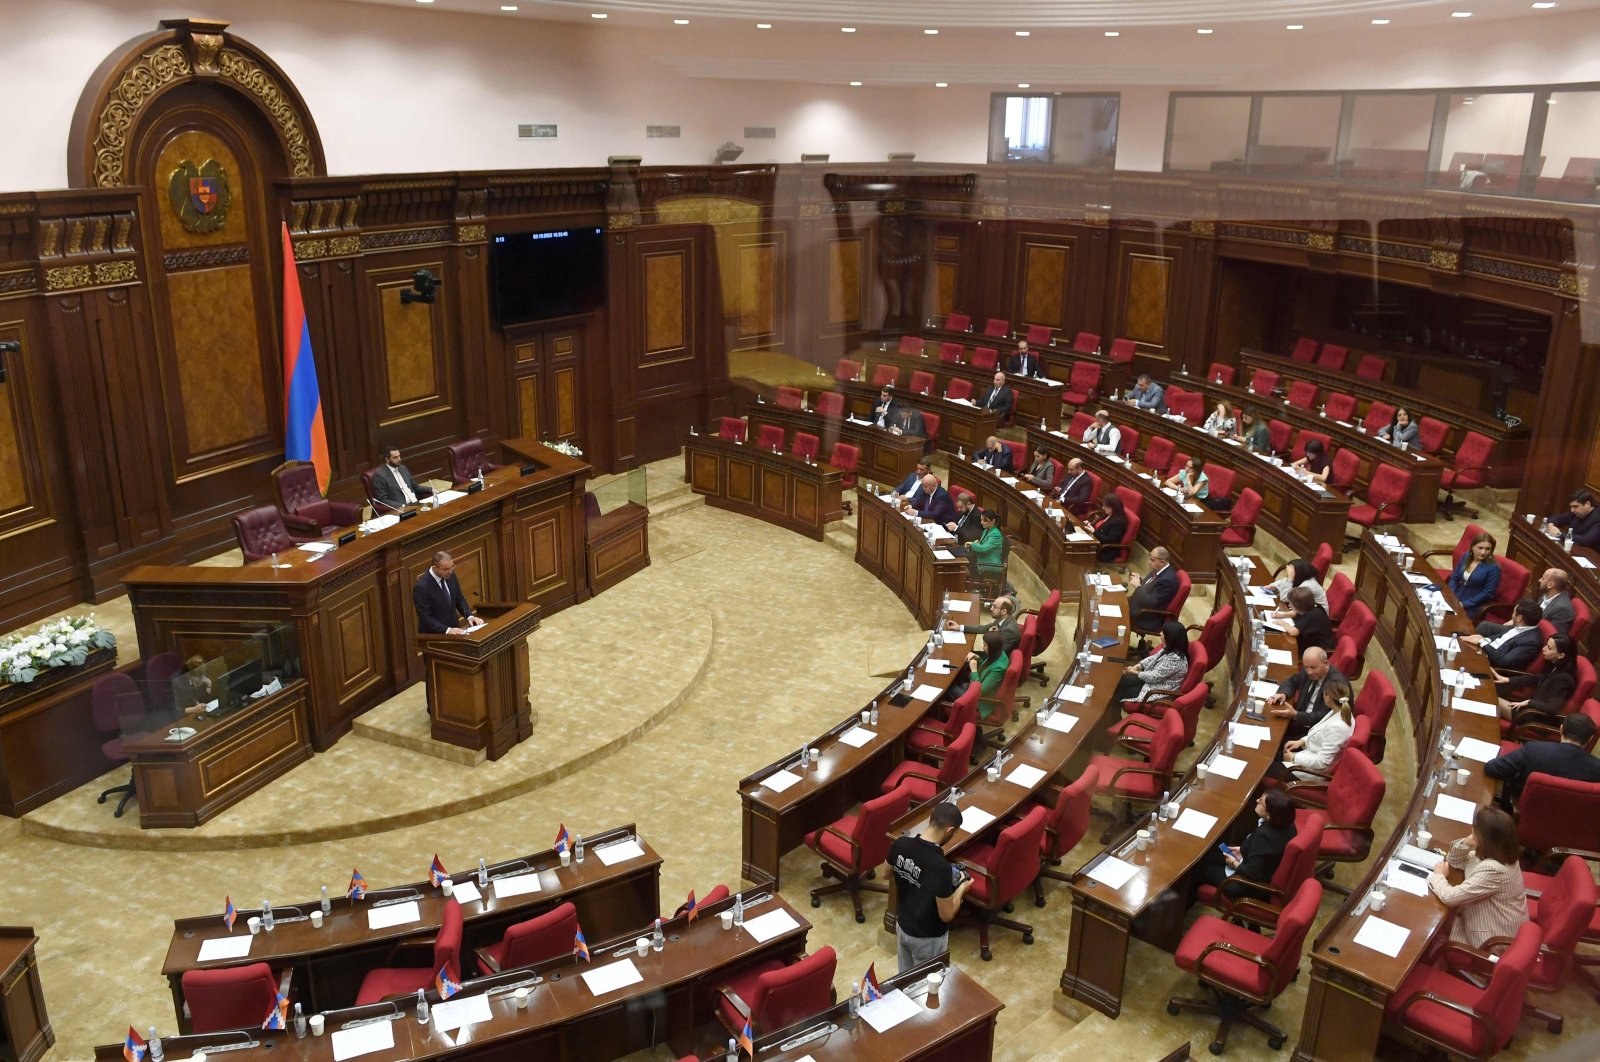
1112 620 1190 707
1378 407 1420 450
1275 586 1337 658
1192 790 1297 904
1090 493 1128 563
1447 531 1502 620
966 628 1011 719
1270 558 1328 610
1162 456 1209 500
1493 633 1578 725
1237 408 1271 454
1292 438 1331 484
1202 399 1235 437
1427 804 1528 948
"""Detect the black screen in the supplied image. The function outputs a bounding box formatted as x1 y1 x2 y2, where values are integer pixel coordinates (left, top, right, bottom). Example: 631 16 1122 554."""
489 227 606 326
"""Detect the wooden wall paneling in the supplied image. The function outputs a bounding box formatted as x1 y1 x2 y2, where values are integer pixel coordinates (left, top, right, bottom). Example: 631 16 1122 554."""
359 250 459 483
728 225 785 352
931 227 963 321
1110 230 1181 369
1078 219 1112 342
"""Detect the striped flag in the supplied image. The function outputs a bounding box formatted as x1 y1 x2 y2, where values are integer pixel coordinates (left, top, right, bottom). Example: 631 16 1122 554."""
348 868 367 900
862 962 882 1002
280 222 330 492
123 1026 147 1062
573 927 590 962
435 964 462 1000
428 855 448 888
554 823 571 856
738 1019 754 1058
683 889 698 924
262 992 289 1031
223 895 237 933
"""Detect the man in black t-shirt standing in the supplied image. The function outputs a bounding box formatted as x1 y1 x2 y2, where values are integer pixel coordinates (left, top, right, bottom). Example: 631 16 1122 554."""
888 801 972 972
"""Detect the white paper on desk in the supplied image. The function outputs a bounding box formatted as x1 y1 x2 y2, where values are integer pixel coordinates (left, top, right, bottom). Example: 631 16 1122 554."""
581 958 644 996
1001 476 1020 486
432 992 492 1033
764 769 803 793
1435 792 1477 824
1183 503 1205 514
1452 696 1497 718
1264 618 1292 633
450 880 482 904
928 530 955 544
1454 736 1501 763
1265 648 1294 666
947 599 974 613
960 806 997 833
1223 437 1242 447
744 907 801 943
1043 712 1079 734
1577 556 1597 570
1041 378 1063 388
1231 724 1271 749
910 683 943 702
197 935 253 962
1023 491 1045 503
364 514 400 532
435 489 468 504
1434 635 1456 651
297 541 336 554
860 989 923 1034
1067 531 1095 542
1246 593 1276 608
1006 763 1048 788
925 658 952 674
1097 604 1122 618
1385 865 1430 897
1440 669 1480 689
1397 843 1440 870
1173 808 1219 837
1353 915 1411 958
331 1020 395 1061
941 630 966 646
1208 754 1247 780
367 900 420 930
1057 685 1091 704
1248 680 1279 700
596 838 646 866
1404 573 1433 587
493 872 543 899
838 726 876 748
1086 855 1139 890
933 549 955 560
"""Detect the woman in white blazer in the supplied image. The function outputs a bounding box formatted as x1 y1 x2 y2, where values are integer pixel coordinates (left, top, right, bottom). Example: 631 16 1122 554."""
1278 677 1355 782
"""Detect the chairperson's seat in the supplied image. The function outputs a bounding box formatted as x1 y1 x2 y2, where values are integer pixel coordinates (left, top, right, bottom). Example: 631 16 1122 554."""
274 461 360 536
233 505 300 562
445 439 501 488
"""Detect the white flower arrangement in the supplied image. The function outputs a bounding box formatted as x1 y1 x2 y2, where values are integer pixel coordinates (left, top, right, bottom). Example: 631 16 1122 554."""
0 615 116 685
544 439 585 458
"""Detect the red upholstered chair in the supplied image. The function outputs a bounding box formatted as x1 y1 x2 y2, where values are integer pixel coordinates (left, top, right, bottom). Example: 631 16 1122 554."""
1291 430 1330 463
1326 572 1355 627
1221 488 1262 547
1477 556 1529 626
144 653 183 709
1062 362 1101 407
897 335 923 357
1122 644 1207 720
1197 809 1325 931
920 412 941 450
906 683 979 764
1416 416 1449 454
756 424 785 452
1286 748 1384 890
1247 368 1280 395
1168 389 1205 423
908 370 935 396
971 346 1000 370
1169 879 1323 1055
999 440 1028 471
1266 419 1292 455
233 505 299 562
1108 338 1136 364
828 443 859 509
1572 598 1593 643
1328 448 1360 490
1200 464 1234 505
445 439 501 489
1206 362 1236 386
945 379 973 402
93 673 144 817
1440 430 1494 520
1026 324 1054 346
676 884 730 917
1423 522 1486 578
1101 510 1140 566
1032 774 1094 901
716 946 837 1038
791 433 820 463
1087 708 1184 825
1361 400 1395 436
1355 354 1386 381
1346 465 1411 541
1499 852 1598 1034
1328 636 1358 686
978 652 1029 742
1286 380 1318 410
1291 337 1318 363
273 461 360 537
1310 542 1333 581
983 317 1010 337
834 358 861 382
960 805 1048 960
182 963 293 1035
938 342 963 364
816 391 844 419
355 898 462 1005
1067 411 1095 439
1114 484 1143 518
1022 590 1060 686
1385 922 1541 1059
1517 775 1600 859
718 417 747 442
1117 426 1140 458
473 902 577 975
1339 600 1377 677
1133 569 1192 636
945 312 971 331
871 364 899 389
804 784 915 923
1316 343 1348 371
1523 849 1600 1007
1323 392 1357 422
775 386 803 410
881 723 976 802
1072 331 1100 354
1188 606 1232 680
1144 436 1175 477
1109 681 1209 750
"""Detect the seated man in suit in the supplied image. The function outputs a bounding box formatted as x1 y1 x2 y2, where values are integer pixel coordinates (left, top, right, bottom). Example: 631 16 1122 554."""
371 445 436 513
1485 712 1600 809
952 594 1021 655
892 459 932 498
870 384 902 430
1081 409 1122 454
1127 546 1179 635
413 550 484 635
1009 340 1043 379
1461 600 1544 672
890 403 925 438
1477 568 1574 638
1265 646 1347 739
903 473 956 525
1055 457 1093 515
973 435 1013 472
944 490 983 546
977 371 1015 421
1546 490 1600 549
1126 373 1167 415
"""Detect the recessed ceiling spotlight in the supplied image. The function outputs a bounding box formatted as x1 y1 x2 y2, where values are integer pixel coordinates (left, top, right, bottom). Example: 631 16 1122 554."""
1533 1 1558 7
1451 10 1473 17
415 0 433 5
1197 28 1214 34
1286 24 1304 30
674 18 689 25
1018 83 1031 88
935 81 949 87
849 80 862 86
924 28 940 35
500 4 518 10
1015 31 1031 37
756 22 772 29
590 12 607 18
1104 30 1120 37
841 26 856 32
1371 18 1390 25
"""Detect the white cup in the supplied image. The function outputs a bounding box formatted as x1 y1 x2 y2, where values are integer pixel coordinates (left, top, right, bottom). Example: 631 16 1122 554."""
926 970 944 992
987 766 1000 783
1035 710 1048 726
809 747 821 763
559 850 571 868
1416 829 1432 850
441 880 454 897
1084 683 1095 699
720 911 735 930
310 910 324 929
1456 767 1471 787
309 1015 325 1036
248 917 262 935
1195 763 1209 784
1369 888 1388 912
514 988 529 1010
861 710 872 726
1136 828 1152 851
1117 624 1127 638
636 937 650 957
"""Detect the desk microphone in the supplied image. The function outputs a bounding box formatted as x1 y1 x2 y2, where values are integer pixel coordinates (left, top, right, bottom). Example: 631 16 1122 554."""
369 886 422 908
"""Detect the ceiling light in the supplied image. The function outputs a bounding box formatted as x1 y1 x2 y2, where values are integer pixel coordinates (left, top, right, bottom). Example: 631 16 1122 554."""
1286 24 1304 30
1451 11 1472 17
1104 30 1120 37
1533 2 1558 7
1017 83 1030 88
1197 28 1213 34
1371 18 1389 25
415 0 433 4
590 12 607 18
756 22 772 29
935 82 949 87
924 29 940 35
500 4 518 10
674 18 689 25
849 81 862 86
1015 31 1031 37
841 26 856 32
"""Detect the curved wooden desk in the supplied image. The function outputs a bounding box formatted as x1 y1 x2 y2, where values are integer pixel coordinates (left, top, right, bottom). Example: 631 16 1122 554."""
744 401 926 485
944 457 1099 601
854 488 973 629
911 323 1134 397
854 342 1066 430
836 383 1001 457
1507 514 1600 657
685 433 845 541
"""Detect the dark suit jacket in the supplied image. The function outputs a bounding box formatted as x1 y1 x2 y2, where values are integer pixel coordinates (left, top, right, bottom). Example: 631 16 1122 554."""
1094 514 1129 563
965 614 1021 657
893 407 926 437
895 470 923 496
1293 606 1338 657
1485 740 1600 802
1129 564 1180 632
1447 557 1502 618
1483 625 1542 672
371 463 434 511
978 385 1015 419
1276 665 1349 736
413 569 474 634
975 446 1014 472
1057 471 1093 513
949 506 982 545
915 486 956 525
1549 508 1600 549
1540 591 1576 636
1008 352 1042 378
870 397 902 429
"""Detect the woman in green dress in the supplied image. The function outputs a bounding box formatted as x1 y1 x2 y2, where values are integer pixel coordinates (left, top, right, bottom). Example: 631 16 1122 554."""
968 509 1004 578
967 628 1010 717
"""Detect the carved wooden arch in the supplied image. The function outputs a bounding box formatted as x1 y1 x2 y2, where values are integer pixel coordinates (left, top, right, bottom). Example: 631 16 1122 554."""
67 18 325 188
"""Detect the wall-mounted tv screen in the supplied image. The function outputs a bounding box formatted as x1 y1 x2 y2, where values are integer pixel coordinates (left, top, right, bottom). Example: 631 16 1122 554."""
489 227 605 326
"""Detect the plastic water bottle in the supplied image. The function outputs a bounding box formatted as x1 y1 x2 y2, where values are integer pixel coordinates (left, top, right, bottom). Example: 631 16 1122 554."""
1439 725 1453 753
726 1038 738 1062
906 664 916 691
848 983 862 1019
321 885 331 915
574 834 585 864
651 918 665 952
148 1028 164 1062
478 857 489 888
294 1002 307 1039
733 893 745 929
1418 809 1431 834
870 702 880 726
1159 790 1170 819
262 899 275 932
415 988 430 1026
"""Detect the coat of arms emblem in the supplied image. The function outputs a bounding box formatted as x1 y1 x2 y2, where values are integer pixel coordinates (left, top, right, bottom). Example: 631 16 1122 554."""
167 158 232 234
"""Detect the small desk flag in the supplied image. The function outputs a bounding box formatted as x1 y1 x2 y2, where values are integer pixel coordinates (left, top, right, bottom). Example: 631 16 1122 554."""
223 895 237 933
348 868 367 900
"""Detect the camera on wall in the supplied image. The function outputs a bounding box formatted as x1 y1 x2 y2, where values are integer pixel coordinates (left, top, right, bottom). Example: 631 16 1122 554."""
0 339 18 384
400 269 440 305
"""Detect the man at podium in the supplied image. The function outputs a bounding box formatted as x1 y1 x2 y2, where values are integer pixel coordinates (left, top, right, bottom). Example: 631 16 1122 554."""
414 551 485 635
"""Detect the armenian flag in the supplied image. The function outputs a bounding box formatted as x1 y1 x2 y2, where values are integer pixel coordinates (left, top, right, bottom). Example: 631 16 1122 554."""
554 823 571 856
223 895 237 933
280 222 330 492
738 1020 754 1058
348 868 367 900
262 992 289 1031
428 854 449 888
683 889 698 925
123 1026 147 1062
435 964 462 1000
573 927 590 962
862 962 882 1002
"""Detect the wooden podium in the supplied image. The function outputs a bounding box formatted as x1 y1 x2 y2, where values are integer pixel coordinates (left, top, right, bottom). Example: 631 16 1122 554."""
418 602 540 760
0 928 51 1062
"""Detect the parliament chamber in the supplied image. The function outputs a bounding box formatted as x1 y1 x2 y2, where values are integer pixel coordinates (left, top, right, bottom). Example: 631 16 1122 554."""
4 3 1600 1061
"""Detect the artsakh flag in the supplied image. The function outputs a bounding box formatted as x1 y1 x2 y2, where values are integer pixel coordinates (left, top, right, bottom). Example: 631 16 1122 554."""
554 824 571 856
435 964 462 1000
862 962 882 1002
738 1020 754 1058
281 222 330 493
683 889 698 924
262 992 289 1030
573 927 590 962
348 868 367 900
429 854 449 889
223 895 237 933
123 1026 147 1062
